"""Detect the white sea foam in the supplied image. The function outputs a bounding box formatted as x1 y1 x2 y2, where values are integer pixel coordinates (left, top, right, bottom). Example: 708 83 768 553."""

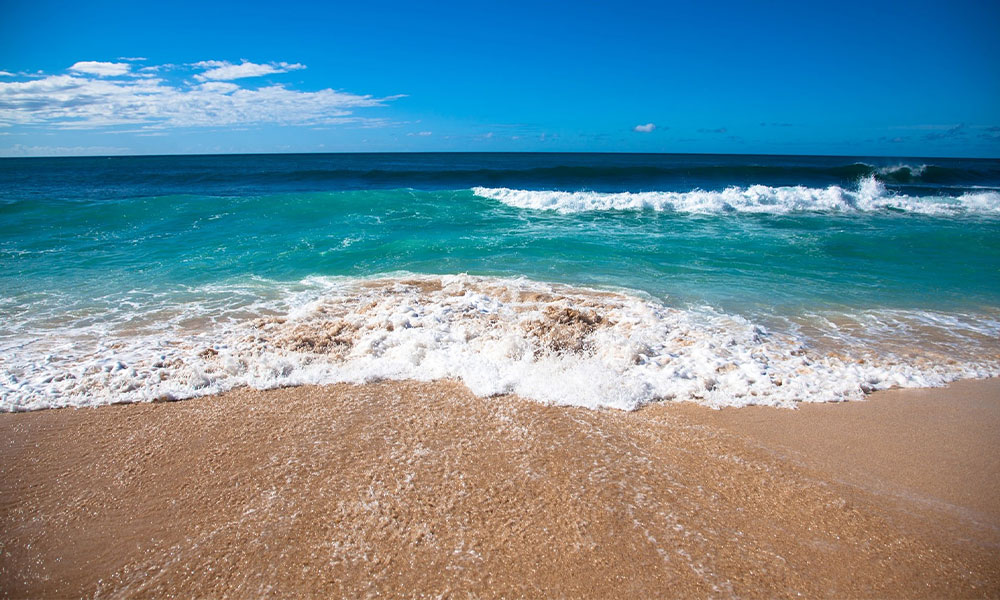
1 274 997 412
876 163 927 178
472 178 1000 215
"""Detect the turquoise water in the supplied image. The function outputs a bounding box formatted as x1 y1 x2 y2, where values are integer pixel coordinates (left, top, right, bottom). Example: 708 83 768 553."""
2 153 999 410
6 187 999 310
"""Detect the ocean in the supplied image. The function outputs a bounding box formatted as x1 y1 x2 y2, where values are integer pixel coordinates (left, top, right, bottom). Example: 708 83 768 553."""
1 152 998 411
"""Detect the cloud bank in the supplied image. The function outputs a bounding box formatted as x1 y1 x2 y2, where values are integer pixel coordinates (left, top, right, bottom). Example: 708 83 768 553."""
0 60 400 130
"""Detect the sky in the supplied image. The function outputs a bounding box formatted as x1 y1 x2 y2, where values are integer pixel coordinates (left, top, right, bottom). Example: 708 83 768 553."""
1 0 998 157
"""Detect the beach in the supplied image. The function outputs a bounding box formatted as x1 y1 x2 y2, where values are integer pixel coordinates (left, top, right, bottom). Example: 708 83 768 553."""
2 378 998 598
3 0 999 591
2 153 999 597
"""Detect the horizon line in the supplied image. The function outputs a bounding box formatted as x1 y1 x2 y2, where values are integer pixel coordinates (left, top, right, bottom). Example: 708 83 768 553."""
2 149 998 161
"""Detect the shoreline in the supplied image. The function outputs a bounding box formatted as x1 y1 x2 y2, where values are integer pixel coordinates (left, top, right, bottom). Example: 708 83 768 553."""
2 378 998 597
7 273 999 413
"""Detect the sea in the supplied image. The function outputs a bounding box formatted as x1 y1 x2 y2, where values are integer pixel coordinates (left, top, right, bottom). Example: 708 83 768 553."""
1 152 999 411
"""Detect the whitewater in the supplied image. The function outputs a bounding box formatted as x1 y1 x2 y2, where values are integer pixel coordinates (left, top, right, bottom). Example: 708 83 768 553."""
473 176 1000 215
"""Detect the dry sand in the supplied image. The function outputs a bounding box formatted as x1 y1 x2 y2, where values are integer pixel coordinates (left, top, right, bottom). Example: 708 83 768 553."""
1 379 998 598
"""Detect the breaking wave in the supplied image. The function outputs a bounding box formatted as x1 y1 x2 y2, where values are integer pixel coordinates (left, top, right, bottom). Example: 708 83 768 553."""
473 177 1000 215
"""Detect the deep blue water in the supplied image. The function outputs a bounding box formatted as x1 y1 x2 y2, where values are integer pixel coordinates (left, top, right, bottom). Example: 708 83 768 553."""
3 152 999 198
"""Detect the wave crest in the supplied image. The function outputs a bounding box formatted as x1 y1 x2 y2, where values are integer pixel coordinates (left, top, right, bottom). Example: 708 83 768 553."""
472 178 1000 215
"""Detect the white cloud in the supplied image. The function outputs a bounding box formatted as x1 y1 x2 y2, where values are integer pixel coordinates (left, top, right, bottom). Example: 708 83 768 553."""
0 143 130 157
408 131 432 136
69 61 131 77
118 57 147 62
0 71 14 77
633 122 656 133
193 60 306 81
197 81 240 94
0 61 402 130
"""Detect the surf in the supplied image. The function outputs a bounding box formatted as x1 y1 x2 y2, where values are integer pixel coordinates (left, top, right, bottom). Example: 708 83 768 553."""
472 177 1000 215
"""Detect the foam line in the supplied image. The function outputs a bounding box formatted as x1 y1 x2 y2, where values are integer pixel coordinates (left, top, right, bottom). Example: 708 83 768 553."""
2 274 997 412
472 177 1000 215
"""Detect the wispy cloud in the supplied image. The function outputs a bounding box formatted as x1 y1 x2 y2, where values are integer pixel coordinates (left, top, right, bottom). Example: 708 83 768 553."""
407 131 432 136
891 124 965 131
0 143 131 157
633 122 655 133
193 60 306 81
922 123 965 141
118 57 147 62
69 61 131 77
0 71 14 78
698 127 727 134
979 126 1000 141
0 60 402 130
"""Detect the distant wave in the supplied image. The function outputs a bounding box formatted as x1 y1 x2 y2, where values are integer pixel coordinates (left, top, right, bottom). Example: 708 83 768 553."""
144 163 993 186
876 163 926 181
472 177 1000 216
4 160 995 201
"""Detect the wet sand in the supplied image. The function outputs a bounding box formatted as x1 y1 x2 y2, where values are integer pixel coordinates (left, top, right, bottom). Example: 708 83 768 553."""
1 379 998 598
667 379 1000 533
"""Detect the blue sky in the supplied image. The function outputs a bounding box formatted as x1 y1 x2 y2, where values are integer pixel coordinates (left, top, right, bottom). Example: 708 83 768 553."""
1 0 998 157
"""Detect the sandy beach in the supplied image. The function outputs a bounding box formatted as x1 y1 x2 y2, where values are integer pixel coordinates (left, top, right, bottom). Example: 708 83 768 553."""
3 0 999 595
1 378 998 598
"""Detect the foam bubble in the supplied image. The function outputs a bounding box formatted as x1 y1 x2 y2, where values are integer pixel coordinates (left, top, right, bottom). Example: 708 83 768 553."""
1 275 997 412
472 178 1000 216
